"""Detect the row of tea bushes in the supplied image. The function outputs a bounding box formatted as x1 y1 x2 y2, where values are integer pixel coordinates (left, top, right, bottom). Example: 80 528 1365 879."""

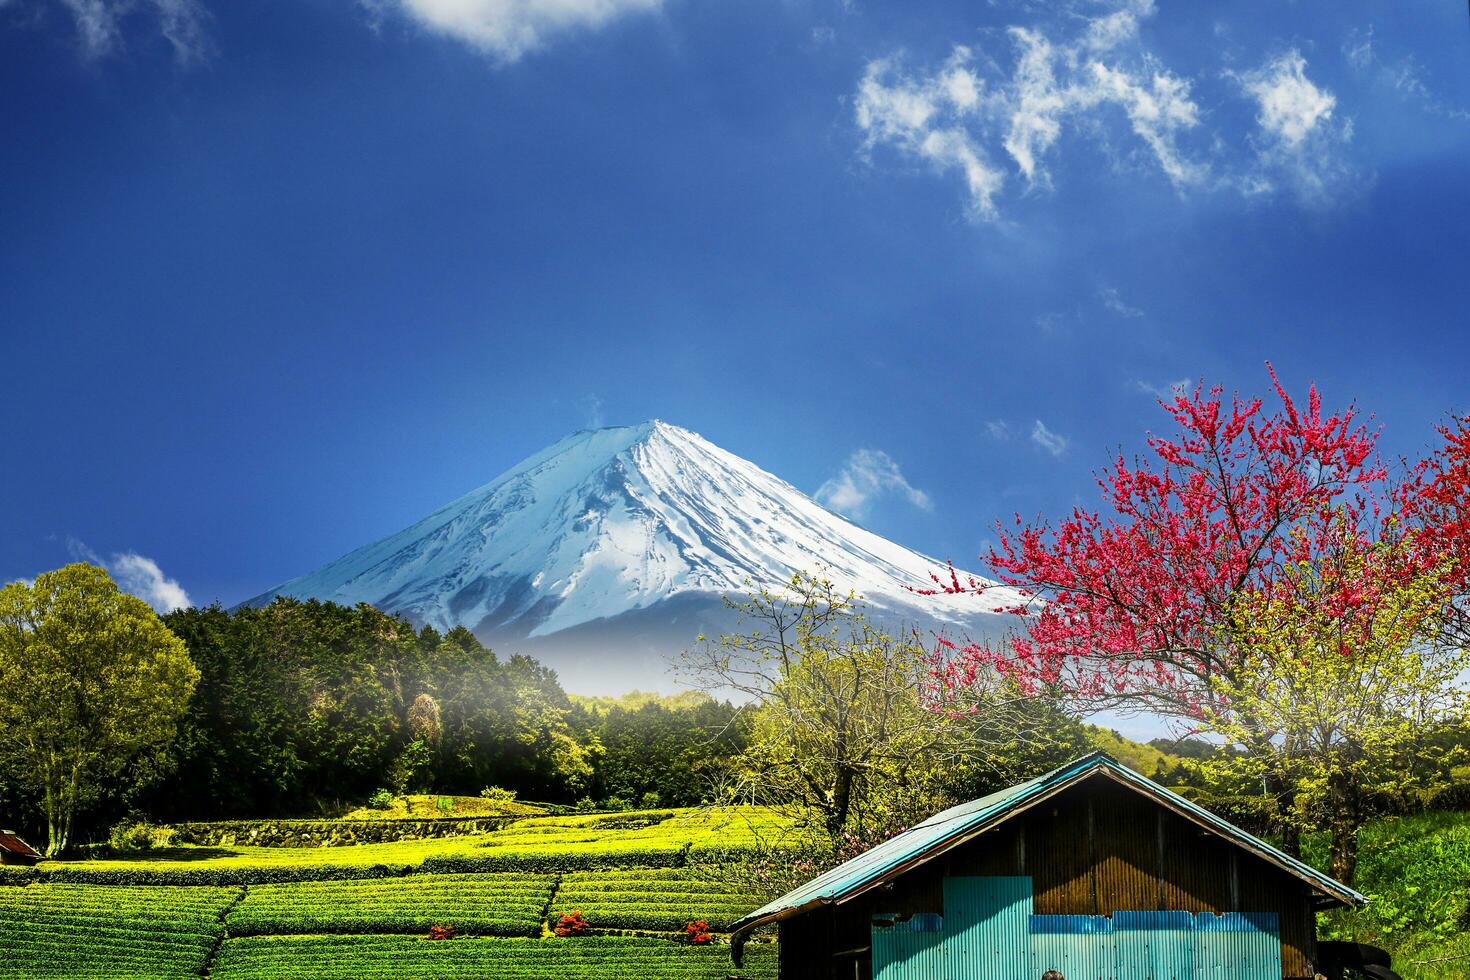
552 867 770 932
168 817 521 848
227 873 558 936
0 883 240 980
210 935 778 980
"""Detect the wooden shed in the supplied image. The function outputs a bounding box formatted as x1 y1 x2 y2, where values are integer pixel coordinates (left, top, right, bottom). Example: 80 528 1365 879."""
0 830 41 866
730 752 1364 980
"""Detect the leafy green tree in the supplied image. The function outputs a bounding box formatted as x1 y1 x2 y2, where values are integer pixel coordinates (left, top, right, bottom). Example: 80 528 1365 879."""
1202 521 1468 884
684 573 1051 839
0 564 199 855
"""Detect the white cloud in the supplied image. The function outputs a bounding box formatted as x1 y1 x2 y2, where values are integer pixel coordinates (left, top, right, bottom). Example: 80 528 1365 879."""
1235 50 1357 205
1134 376 1190 400
853 2 1371 218
375 0 662 63
816 448 933 520
1240 51 1336 148
1030 419 1069 457
65 539 193 613
856 51 1005 218
46 0 210 64
855 0 1205 220
110 553 192 613
1098 286 1143 318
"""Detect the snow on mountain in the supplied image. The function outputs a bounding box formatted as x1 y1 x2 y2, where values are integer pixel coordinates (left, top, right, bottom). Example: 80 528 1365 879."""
247 421 1018 690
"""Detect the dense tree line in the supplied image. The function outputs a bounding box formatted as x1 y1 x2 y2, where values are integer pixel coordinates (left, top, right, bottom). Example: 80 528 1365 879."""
0 583 754 848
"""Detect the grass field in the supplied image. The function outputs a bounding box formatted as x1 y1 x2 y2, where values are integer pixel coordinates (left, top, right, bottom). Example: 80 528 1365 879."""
1311 809 1470 980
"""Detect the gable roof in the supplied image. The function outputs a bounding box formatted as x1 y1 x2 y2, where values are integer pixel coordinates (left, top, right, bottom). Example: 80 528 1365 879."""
0 831 41 860
729 751 1365 941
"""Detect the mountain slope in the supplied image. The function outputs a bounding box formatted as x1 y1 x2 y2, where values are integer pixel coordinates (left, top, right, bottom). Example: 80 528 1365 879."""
247 421 1016 690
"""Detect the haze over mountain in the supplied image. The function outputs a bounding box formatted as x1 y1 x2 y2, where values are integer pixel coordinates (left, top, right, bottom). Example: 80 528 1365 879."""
247 421 1019 692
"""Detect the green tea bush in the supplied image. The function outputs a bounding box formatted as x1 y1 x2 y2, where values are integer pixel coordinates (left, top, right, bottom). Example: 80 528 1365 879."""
552 868 772 933
227 873 556 937
0 883 239 980
210 935 778 980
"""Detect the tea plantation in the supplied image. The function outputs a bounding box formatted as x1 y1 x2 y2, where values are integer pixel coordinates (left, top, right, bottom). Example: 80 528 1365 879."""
0 807 792 980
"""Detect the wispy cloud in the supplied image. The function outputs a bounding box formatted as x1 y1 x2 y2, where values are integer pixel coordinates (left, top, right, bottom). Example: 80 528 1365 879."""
368 0 662 63
1134 376 1191 400
853 1 1364 218
1342 25 1468 122
816 448 933 520
41 0 211 64
1030 419 1069 457
66 539 193 613
984 419 1016 441
1099 286 1144 318
580 393 605 429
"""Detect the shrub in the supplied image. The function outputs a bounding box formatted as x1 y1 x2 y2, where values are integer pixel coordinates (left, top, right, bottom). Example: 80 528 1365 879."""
683 920 712 945
427 925 456 941
108 820 177 852
435 796 455 816
1426 781 1470 813
1189 793 1276 835
480 786 518 806
554 911 590 937
367 789 396 810
640 792 662 809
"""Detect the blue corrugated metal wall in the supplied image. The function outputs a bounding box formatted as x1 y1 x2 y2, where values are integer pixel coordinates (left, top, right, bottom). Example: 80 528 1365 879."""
872 915 945 980
1030 915 1115 980
944 876 1033 979
1195 912 1282 980
1115 911 1195 980
872 879 1285 980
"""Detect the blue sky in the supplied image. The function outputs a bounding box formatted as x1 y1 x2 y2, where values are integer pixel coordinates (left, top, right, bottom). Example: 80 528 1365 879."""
2 0 1467 616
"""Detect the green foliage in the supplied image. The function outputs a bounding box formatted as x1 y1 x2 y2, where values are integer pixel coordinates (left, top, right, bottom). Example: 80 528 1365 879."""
226 873 557 936
480 786 518 805
0 563 199 855
147 603 596 824
1084 726 1176 775
367 789 396 810
1183 793 1277 836
1312 810 1470 962
1424 780 1470 813
209 935 777 980
107 820 177 852
0 883 239 979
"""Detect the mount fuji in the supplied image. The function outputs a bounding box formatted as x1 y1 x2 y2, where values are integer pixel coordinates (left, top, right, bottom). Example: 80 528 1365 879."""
246 421 1019 693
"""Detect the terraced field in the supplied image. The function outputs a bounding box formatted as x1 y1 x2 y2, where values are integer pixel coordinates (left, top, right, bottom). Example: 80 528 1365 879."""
0 807 787 979
0 883 240 980
211 935 778 980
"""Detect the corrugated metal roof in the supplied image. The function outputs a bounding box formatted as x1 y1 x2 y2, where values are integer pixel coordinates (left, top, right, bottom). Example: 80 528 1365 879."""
729 751 1365 939
0 832 41 859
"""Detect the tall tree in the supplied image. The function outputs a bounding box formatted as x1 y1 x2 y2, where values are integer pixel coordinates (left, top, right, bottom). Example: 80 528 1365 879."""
684 573 1041 838
0 564 199 855
924 371 1465 866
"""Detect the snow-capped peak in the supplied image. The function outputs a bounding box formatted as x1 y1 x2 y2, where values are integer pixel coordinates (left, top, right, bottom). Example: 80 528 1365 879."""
248 420 1015 651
